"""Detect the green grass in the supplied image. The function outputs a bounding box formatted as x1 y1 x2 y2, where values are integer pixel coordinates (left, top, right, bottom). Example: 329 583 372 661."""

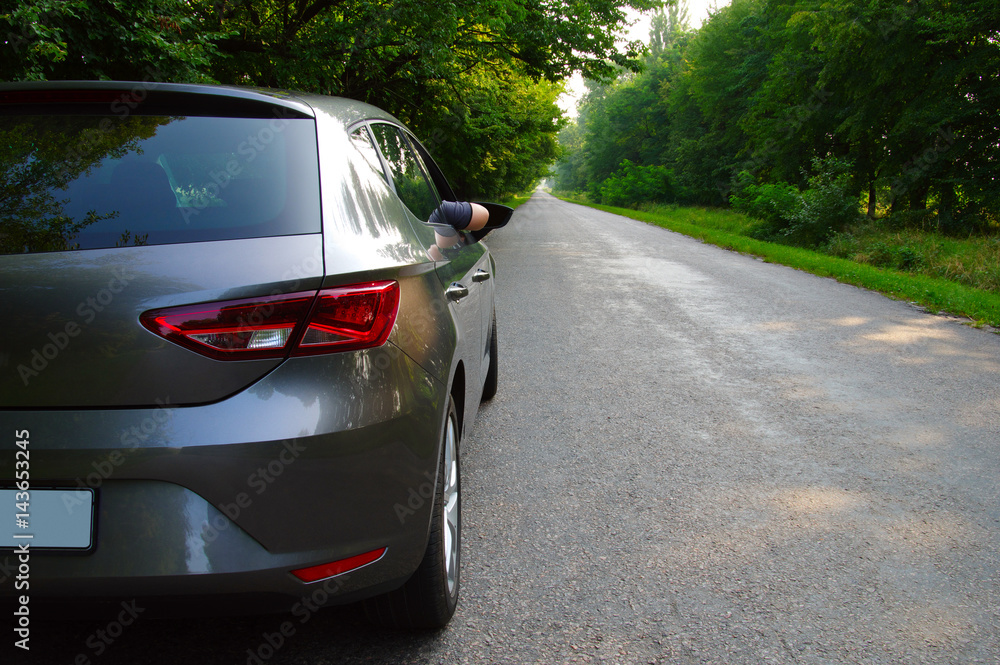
554 195 1000 329
499 193 532 210
826 223 1000 293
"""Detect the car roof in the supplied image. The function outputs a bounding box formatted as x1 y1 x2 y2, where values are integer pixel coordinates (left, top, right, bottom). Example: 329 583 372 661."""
0 80 402 126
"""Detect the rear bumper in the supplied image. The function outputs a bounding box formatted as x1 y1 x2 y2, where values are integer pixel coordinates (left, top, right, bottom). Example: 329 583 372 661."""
0 346 447 609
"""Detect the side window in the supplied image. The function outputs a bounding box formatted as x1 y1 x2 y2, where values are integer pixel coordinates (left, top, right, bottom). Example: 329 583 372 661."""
409 136 457 202
369 123 440 221
349 125 388 184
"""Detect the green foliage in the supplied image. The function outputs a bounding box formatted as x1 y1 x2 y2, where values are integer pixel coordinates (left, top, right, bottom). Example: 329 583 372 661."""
597 160 673 207
200 0 659 94
0 0 220 82
784 156 861 246
666 0 773 200
826 224 1000 294
197 0 659 198
561 0 1000 246
581 57 676 188
559 2 692 205
552 122 588 194
730 157 861 246
417 71 565 199
2 0 660 199
730 174 800 235
860 242 925 272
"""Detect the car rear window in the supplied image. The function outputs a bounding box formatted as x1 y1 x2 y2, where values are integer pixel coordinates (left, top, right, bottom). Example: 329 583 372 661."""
0 114 321 254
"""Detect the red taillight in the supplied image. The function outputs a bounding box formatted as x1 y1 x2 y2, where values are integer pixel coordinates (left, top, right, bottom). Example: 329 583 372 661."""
295 281 400 355
140 281 400 360
291 547 387 583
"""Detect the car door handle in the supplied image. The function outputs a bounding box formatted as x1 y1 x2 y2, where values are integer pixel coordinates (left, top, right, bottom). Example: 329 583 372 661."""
472 269 491 282
446 283 469 302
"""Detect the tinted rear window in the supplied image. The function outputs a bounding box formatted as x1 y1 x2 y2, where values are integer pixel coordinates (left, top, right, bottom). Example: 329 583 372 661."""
0 114 321 254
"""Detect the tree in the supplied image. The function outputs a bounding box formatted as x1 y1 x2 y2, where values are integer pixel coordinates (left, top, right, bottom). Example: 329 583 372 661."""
665 0 774 204
0 0 219 82
649 0 689 58
205 0 660 94
808 0 1000 229
552 121 588 193
420 68 565 199
3 0 664 198
566 4 689 205
202 0 662 196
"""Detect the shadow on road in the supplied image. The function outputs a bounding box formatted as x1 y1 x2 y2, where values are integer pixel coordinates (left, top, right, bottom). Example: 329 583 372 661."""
13 604 446 664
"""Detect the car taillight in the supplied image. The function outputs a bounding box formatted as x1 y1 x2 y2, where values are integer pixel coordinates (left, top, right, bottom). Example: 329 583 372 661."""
140 281 400 360
295 281 400 355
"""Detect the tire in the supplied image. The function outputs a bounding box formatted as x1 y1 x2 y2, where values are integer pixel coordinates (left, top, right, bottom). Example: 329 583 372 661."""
481 310 498 401
363 397 461 628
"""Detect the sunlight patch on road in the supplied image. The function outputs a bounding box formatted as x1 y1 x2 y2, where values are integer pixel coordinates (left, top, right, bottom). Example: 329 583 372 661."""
886 424 950 450
754 320 802 333
861 320 958 345
827 316 869 327
773 487 861 517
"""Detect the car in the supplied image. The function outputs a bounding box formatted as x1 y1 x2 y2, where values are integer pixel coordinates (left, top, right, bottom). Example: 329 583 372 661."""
0 80 510 629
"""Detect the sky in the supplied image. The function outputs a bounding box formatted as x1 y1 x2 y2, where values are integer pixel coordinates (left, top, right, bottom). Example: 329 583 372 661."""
557 0 731 117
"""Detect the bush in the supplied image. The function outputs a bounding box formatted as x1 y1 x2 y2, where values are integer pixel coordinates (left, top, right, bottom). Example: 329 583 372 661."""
597 160 674 207
784 156 861 245
862 241 925 271
729 172 801 238
730 158 862 247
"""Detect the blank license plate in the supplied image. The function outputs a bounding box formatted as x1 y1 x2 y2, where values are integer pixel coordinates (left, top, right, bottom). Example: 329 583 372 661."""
2 488 95 550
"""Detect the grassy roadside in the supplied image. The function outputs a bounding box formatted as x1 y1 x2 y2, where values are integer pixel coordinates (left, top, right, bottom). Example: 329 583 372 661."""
553 194 1000 330
499 193 532 210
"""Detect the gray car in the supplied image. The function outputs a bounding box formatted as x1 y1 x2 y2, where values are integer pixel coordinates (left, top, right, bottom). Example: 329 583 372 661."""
0 81 509 628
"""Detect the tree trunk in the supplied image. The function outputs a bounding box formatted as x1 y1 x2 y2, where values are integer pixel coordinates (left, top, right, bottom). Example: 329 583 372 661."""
908 182 930 212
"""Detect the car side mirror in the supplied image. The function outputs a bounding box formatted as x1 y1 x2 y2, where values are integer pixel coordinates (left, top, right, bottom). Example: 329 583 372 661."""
469 202 513 241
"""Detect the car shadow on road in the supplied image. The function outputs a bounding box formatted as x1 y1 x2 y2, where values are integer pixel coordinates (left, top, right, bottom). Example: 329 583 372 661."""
14 604 447 665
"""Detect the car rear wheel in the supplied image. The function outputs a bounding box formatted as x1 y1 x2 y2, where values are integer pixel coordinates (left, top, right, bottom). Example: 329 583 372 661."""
481 310 499 401
363 397 461 628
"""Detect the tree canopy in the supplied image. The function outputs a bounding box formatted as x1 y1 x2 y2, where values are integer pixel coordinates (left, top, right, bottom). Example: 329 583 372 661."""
557 0 1000 238
1 0 662 198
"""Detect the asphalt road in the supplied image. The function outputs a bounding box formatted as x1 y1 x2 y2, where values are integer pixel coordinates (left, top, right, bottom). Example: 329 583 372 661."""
18 191 1000 664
